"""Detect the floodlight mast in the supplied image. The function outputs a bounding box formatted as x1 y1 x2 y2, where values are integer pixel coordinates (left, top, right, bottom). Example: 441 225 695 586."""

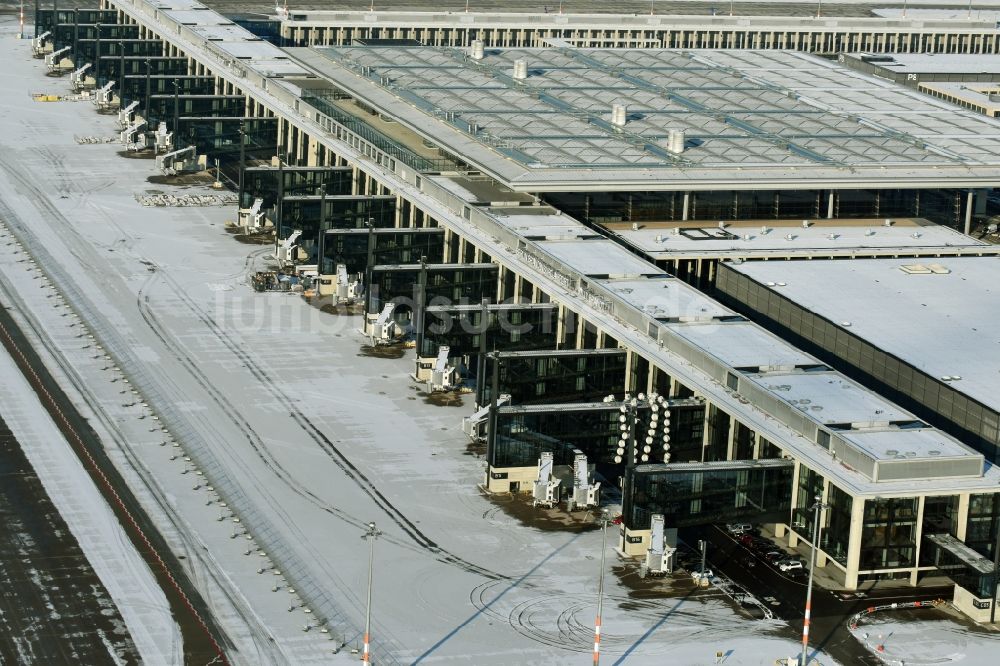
361 522 381 663
800 496 826 666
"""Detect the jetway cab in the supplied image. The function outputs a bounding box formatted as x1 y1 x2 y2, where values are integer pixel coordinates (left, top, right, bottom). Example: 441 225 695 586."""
368 303 399 346
533 452 560 508
566 453 600 511
426 346 458 393
639 514 677 578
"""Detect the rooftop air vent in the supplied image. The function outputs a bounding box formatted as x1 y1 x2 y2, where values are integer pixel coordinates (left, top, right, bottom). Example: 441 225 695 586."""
512 59 528 80
611 103 627 127
667 128 686 154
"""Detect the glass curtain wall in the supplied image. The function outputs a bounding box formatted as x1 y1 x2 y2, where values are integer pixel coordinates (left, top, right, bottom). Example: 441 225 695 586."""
476 350 628 407
860 497 918 570
624 461 794 530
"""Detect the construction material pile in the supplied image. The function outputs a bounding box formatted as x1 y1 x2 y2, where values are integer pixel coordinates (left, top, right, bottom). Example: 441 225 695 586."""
135 192 238 207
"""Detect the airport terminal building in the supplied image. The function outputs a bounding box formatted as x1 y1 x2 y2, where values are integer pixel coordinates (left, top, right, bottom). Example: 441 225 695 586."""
38 0 1000 618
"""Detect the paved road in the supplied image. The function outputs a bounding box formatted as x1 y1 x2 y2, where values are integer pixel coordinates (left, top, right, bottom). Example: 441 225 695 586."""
684 524 955 666
0 410 141 665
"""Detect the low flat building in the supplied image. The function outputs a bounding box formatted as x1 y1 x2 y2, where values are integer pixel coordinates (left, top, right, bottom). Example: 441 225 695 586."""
275 9 1000 55
717 256 1000 470
596 216 997 287
839 52 1000 87
839 52 1000 117
920 81 1000 117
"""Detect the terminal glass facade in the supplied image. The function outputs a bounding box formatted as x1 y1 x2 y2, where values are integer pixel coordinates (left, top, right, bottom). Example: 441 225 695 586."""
794 465 825 535
666 404 706 464
366 264 498 315
240 166 354 210
966 493 1000 559
322 229 445 275
476 349 628 407
860 497 918 570
175 117 278 167
146 95 246 128
281 196 396 238
623 461 794 530
550 188 968 228
418 304 559 360
121 76 215 103
489 406 620 471
822 483 854 566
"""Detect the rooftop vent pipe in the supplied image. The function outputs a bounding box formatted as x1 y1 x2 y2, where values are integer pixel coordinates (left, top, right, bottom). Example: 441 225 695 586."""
611 103 627 127
667 128 686 154
470 39 485 60
513 59 528 80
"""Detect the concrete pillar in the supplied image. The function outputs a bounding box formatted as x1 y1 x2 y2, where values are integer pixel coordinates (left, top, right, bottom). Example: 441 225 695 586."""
827 191 835 218
682 192 690 221
844 496 866 590
724 416 737 461
965 190 975 235
911 496 926 586
956 493 970 541
624 349 634 392
555 304 566 349
442 229 453 267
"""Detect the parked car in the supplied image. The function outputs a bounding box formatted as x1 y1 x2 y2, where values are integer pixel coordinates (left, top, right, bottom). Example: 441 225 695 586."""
737 533 758 547
726 523 754 535
691 569 714 581
778 559 805 572
764 550 786 562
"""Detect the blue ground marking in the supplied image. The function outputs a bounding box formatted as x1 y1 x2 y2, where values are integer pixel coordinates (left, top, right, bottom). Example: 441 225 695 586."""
412 532 584 664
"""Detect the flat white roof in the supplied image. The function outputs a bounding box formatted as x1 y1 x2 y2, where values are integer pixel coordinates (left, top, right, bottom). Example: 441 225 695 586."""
729 256 1000 411
488 209 597 240
843 428 976 463
603 217 991 259
534 239 662 278
843 52 1000 75
596 276 732 321
664 321 816 369
745 371 913 427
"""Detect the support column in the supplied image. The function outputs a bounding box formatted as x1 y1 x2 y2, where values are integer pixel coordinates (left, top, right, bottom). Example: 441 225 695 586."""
724 417 737 461
827 191 835 218
956 493 970 541
965 190 975 235
555 304 565 349
623 349 634 392
844 496 866 590
682 192 691 221
911 496 926 586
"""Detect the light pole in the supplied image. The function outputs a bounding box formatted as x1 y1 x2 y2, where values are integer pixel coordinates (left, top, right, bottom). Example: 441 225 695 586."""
593 508 609 666
800 495 826 666
316 184 327 279
991 520 1000 624
361 521 381 663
